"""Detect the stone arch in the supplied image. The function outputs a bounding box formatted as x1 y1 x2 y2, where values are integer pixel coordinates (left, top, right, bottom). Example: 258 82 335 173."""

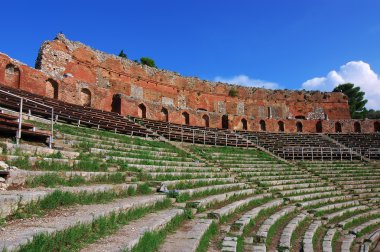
335 122 342 133
202 114 210 127
138 103 147 118
80 88 91 107
182 111 190 125
45 79 58 99
316 121 323 133
296 121 303 133
354 122 361 133
5 64 20 88
111 94 122 114
260 120 266 131
241 118 248 130
222 115 229 129
278 121 285 132
375 122 380 133
161 107 169 122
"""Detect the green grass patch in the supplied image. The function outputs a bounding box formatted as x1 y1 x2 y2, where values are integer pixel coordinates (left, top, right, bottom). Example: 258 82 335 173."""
10 186 140 220
196 221 218 252
17 199 172 251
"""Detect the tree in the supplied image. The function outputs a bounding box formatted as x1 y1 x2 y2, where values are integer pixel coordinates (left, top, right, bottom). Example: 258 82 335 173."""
367 109 380 119
118 50 127 59
333 83 368 119
140 57 157 68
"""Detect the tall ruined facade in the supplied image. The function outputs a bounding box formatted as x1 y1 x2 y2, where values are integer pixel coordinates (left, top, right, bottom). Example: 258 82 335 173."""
0 34 378 133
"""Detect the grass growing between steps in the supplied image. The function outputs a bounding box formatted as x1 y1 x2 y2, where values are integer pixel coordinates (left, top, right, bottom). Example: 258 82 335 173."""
343 214 380 230
242 206 279 236
173 185 243 203
125 209 192 252
17 199 172 252
55 123 188 152
290 216 312 251
196 221 218 252
220 197 274 224
10 184 151 220
266 212 298 249
25 172 130 188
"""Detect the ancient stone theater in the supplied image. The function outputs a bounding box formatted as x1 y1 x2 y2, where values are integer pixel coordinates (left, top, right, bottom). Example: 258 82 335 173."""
0 34 378 134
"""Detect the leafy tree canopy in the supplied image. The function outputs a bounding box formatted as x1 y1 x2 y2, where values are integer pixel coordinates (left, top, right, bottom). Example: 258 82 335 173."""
140 57 157 68
333 83 368 119
367 109 380 119
118 50 127 59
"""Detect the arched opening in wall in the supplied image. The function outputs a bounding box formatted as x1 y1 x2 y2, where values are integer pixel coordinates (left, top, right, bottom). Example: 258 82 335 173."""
202 115 210 127
111 94 122 114
5 64 20 88
80 88 91 107
182 112 190 125
296 122 303 133
295 115 306 120
335 122 342 133
45 79 58 99
260 120 266 131
278 121 284 132
316 121 323 133
161 107 169 122
374 122 380 133
241 118 248 130
222 115 229 129
138 103 147 118
354 122 361 133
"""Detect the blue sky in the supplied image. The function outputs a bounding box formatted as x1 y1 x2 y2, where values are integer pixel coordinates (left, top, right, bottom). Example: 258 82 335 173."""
1 0 380 108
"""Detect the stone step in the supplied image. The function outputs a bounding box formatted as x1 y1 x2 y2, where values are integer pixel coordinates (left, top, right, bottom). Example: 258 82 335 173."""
297 195 353 208
4 142 79 159
241 174 311 180
279 186 337 196
7 169 134 187
0 183 137 218
207 193 272 220
302 220 322 252
351 218 380 235
155 177 235 187
221 236 238 252
178 183 246 197
158 218 214 252
90 147 195 162
268 182 328 191
80 208 184 252
286 191 343 202
233 199 283 234
254 205 297 243
341 234 356 252
188 188 256 209
58 138 179 156
227 168 301 173
322 205 369 220
0 194 166 251
60 133 168 151
337 209 380 228
256 178 320 186
149 171 228 179
127 163 217 171
278 212 309 250
322 228 336 252
108 155 205 167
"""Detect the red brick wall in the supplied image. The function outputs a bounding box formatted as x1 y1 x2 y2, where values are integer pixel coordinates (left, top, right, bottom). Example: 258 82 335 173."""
1 35 379 133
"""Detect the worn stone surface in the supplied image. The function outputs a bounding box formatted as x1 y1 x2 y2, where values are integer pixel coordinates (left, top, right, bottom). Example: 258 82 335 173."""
80 208 183 252
0 195 166 251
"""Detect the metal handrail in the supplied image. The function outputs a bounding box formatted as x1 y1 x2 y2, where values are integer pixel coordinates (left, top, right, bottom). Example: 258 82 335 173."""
282 146 380 161
0 90 54 148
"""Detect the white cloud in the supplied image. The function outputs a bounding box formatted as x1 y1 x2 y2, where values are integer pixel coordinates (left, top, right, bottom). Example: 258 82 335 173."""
214 74 280 89
302 61 380 110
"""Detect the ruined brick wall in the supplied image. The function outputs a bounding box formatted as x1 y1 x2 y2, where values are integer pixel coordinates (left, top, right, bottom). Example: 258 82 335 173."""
0 34 379 133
